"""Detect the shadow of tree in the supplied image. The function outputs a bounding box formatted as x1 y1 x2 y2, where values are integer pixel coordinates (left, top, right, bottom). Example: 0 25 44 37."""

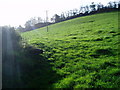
21 53 61 88
2 27 23 88
2 27 61 88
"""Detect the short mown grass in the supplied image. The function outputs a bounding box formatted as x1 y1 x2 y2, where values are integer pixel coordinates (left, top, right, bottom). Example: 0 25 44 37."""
21 11 120 88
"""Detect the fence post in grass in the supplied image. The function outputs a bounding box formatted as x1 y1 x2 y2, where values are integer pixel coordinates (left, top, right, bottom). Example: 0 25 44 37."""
46 10 48 32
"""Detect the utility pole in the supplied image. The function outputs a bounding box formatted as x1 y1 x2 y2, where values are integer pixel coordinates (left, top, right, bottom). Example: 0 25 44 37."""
46 10 48 32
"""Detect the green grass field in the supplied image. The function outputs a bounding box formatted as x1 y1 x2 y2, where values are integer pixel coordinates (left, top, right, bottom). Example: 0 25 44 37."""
21 11 120 88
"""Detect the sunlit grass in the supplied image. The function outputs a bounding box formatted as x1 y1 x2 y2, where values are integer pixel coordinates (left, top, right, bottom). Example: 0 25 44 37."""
21 11 120 88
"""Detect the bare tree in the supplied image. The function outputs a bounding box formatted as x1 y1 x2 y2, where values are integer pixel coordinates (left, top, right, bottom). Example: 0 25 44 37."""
118 1 120 8
83 7 87 13
73 9 78 16
67 11 70 18
97 3 101 10
37 17 43 23
85 5 90 12
90 2 96 11
79 7 84 14
17 25 24 31
51 14 61 23
113 1 117 8
108 2 113 8
70 10 73 16
60 12 65 20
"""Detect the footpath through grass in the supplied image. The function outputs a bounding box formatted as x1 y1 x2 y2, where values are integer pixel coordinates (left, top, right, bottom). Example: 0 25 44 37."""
21 11 120 88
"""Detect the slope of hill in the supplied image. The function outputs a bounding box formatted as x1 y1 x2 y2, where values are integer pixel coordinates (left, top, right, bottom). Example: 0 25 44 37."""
21 11 120 88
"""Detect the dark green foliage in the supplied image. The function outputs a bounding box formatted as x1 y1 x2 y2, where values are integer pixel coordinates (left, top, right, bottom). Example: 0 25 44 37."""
110 31 116 33
93 38 103 41
95 49 113 55
71 37 77 39
2 27 23 88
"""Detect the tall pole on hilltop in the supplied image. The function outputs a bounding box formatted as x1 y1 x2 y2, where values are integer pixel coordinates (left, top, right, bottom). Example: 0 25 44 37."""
46 10 48 32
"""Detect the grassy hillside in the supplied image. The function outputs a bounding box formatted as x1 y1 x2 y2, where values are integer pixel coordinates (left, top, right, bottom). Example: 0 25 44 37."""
21 11 120 88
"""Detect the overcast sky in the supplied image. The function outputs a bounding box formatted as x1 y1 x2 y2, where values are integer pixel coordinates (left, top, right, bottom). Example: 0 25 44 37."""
0 0 119 27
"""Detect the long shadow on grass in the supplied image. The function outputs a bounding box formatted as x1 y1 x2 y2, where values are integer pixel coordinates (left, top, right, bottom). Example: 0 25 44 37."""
21 50 61 88
2 28 23 88
2 28 61 88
